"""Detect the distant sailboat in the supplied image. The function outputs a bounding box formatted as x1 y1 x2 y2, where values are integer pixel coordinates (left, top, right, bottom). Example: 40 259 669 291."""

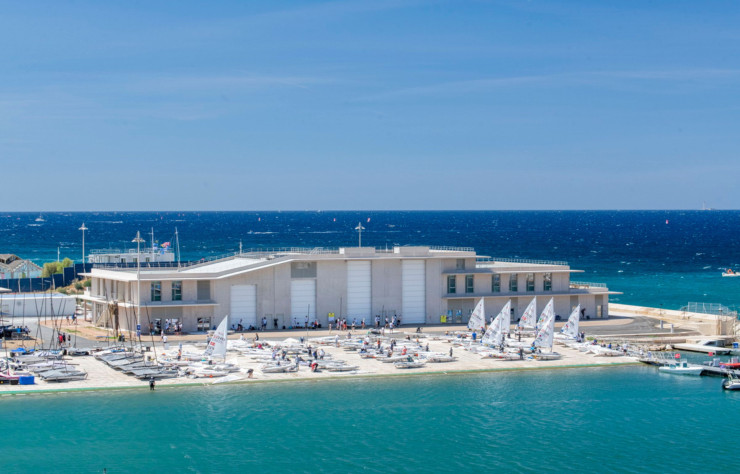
35 214 45 222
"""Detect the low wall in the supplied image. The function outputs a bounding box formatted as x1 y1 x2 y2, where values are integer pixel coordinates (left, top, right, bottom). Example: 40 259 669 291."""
610 303 738 336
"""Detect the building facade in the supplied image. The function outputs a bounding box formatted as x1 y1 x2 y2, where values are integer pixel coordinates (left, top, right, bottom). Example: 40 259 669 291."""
80 246 617 333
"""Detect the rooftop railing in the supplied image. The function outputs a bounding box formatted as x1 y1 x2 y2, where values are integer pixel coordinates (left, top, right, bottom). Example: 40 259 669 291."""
569 281 607 289
478 257 569 266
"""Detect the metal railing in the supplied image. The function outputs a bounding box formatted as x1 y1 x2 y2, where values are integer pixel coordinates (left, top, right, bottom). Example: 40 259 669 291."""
570 281 607 289
680 302 738 318
428 246 475 252
478 257 569 266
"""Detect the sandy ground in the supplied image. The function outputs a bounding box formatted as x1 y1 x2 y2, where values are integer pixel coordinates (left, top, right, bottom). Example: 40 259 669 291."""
1 329 638 394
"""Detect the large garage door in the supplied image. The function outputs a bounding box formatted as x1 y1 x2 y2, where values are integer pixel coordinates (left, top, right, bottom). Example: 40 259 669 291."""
230 285 257 328
402 260 426 324
347 261 371 321
291 279 316 325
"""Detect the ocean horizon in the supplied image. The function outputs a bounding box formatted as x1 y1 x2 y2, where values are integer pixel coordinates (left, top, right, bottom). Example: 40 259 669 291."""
2 210 739 310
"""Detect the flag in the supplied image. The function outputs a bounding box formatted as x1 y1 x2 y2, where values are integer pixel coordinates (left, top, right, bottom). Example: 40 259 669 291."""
161 242 171 248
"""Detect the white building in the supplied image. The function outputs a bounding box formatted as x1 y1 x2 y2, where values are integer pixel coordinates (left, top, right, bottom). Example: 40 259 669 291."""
80 246 617 333
87 248 176 265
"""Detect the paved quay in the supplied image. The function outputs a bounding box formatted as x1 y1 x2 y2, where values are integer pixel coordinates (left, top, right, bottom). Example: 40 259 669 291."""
1 323 640 395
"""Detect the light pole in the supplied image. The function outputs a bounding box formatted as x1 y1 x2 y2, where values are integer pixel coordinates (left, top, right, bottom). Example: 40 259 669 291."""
355 222 365 248
79 223 88 265
132 231 145 331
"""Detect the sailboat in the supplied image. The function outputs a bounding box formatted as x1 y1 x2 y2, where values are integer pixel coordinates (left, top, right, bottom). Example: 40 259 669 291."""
555 305 581 342
533 298 560 360
204 316 228 359
467 298 486 332
518 298 537 331
480 301 520 360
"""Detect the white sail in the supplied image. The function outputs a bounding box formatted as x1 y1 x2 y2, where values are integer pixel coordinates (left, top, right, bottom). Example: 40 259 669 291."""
560 305 581 339
481 314 500 346
534 299 555 349
482 313 505 347
500 300 511 334
468 298 486 331
204 316 228 358
537 297 554 327
518 298 537 329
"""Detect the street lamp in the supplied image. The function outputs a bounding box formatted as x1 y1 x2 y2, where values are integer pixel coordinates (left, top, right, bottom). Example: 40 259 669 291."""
132 231 145 332
79 223 88 264
355 222 365 248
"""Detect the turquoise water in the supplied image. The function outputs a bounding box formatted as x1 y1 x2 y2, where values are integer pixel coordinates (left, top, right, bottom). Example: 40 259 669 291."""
3 366 739 473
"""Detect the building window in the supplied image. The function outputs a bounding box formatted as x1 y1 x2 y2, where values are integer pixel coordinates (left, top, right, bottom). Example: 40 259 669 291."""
465 275 474 293
509 274 518 292
456 259 466 270
172 281 182 301
447 275 456 294
197 281 211 300
544 273 552 291
526 273 535 292
150 281 162 302
492 274 500 292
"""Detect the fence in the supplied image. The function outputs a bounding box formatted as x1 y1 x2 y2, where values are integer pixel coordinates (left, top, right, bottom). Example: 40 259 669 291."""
0 263 92 293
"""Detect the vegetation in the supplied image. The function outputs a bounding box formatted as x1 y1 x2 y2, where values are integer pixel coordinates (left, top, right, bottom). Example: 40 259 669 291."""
41 257 74 277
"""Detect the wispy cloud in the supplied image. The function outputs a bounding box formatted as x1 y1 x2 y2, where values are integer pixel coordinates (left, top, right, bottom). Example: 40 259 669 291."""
355 68 740 102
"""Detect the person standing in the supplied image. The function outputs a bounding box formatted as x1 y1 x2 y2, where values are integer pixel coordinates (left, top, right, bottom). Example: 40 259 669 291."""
149 378 156 391
162 333 168 349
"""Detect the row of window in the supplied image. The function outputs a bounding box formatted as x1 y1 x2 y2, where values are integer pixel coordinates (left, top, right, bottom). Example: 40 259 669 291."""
448 273 552 294
151 281 182 301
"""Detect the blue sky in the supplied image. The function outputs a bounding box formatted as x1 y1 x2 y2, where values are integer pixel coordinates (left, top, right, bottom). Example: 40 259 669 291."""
2 1 739 210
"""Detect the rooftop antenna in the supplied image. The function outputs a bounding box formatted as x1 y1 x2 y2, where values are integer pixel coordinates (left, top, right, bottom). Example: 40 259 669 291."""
175 227 181 268
355 222 365 248
132 231 145 330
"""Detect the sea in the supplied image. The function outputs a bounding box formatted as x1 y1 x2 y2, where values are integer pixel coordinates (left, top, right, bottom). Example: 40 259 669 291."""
3 211 740 473
2 210 740 310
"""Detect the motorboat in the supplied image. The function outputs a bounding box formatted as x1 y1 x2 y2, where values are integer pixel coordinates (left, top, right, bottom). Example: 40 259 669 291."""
658 360 703 376
722 269 739 277
722 374 740 390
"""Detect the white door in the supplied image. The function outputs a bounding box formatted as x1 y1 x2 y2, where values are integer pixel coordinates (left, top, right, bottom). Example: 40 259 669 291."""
402 260 426 324
291 279 316 325
230 285 257 328
347 261 371 321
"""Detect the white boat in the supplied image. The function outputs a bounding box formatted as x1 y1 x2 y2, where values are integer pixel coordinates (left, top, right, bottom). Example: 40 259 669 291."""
722 374 740 390
722 269 739 277
517 297 537 331
394 357 426 369
204 316 228 358
35 215 45 222
658 360 703 376
468 298 486 332
426 354 457 363
533 352 561 361
260 364 298 373
555 305 581 342
480 350 521 361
